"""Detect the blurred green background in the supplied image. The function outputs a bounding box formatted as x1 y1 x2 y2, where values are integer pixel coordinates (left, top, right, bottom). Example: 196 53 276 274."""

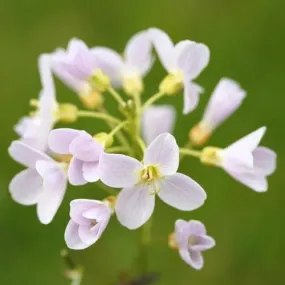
1 0 284 284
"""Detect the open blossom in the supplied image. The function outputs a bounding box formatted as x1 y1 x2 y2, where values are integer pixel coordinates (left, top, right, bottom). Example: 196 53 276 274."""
149 28 210 114
48 128 104 185
173 220 215 270
99 133 206 229
65 199 113 250
15 54 58 151
92 30 153 95
142 105 176 145
201 127 277 192
190 78 246 146
8 141 67 224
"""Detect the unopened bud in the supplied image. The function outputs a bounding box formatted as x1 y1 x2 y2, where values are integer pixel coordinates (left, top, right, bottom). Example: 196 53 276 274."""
159 73 183 95
189 122 212 147
200 146 223 166
58 103 78 123
80 91 104 110
103 196 116 211
168 232 178 250
89 69 110 92
93 132 113 148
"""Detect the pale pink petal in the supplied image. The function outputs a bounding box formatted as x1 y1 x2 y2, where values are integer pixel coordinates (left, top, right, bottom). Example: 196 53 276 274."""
142 105 176 145
183 81 204 114
179 249 204 270
65 220 90 250
191 235 216 252
253 147 277 176
69 132 103 162
148 28 175 72
68 157 87 186
92 47 124 87
99 153 143 188
144 133 179 176
9 169 43 206
38 54 54 95
115 184 155 229
176 40 210 80
82 161 100 182
78 225 100 245
48 128 81 154
124 30 153 75
202 78 246 130
8 141 51 168
158 173 206 211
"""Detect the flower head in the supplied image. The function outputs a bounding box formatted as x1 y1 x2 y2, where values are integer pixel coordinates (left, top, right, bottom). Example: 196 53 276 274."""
190 78 246 146
149 28 210 114
48 128 104 185
8 141 67 224
173 220 215 270
142 105 176 145
200 127 277 192
65 199 113 250
92 30 153 95
15 55 58 151
99 133 206 229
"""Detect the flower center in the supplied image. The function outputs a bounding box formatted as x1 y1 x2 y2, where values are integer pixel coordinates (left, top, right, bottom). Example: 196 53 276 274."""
200 147 223 166
140 165 161 183
188 235 198 246
90 220 98 227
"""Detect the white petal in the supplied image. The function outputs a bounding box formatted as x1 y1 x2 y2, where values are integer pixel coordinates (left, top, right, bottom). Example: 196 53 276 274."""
8 141 51 168
191 235 216 252
176 40 210 80
158 173 206 211
92 47 124 87
48 128 81 154
38 54 55 95
253 147 277 176
148 28 175 72
82 161 100 182
202 78 246 130
115 184 155 229
65 220 90 250
9 169 43 205
68 157 87 186
142 105 176 145
124 30 153 75
99 153 143 188
179 249 204 270
183 81 204 114
36 161 67 224
144 133 179 175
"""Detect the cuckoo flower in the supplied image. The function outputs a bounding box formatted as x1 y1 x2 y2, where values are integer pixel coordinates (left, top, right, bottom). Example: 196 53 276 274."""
99 133 206 229
15 54 58 151
190 78 246 146
149 28 210 114
65 199 113 250
51 39 107 109
201 127 277 192
8 141 67 224
173 220 215 270
142 105 176 145
48 128 104 185
92 29 153 95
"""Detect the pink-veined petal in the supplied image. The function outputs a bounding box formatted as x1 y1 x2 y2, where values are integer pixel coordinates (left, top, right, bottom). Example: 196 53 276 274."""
158 173 206 211
65 220 90 250
144 133 179 176
142 105 176 145
48 128 81 154
68 157 87 186
115 184 155 229
8 141 51 168
9 169 43 206
183 81 204 115
99 153 143 188
148 28 175 72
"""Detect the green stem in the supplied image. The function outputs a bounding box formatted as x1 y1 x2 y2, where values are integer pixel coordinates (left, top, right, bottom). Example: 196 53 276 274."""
106 146 130 154
77 110 121 125
142 91 165 110
108 120 130 138
179 148 201 158
107 86 126 106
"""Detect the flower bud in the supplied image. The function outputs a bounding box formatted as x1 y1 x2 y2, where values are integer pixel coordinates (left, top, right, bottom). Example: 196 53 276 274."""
80 91 104 110
89 69 110 92
168 232 178 250
200 146 223 166
58 103 78 123
189 122 212 147
159 73 183 95
93 132 113 148
123 73 143 96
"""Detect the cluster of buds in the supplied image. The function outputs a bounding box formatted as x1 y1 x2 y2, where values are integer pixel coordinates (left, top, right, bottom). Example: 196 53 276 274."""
9 28 276 275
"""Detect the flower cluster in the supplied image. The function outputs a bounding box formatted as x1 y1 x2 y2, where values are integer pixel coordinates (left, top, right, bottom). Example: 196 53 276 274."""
9 28 276 274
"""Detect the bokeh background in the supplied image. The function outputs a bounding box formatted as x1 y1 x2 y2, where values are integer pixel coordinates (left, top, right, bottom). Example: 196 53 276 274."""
1 0 284 284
